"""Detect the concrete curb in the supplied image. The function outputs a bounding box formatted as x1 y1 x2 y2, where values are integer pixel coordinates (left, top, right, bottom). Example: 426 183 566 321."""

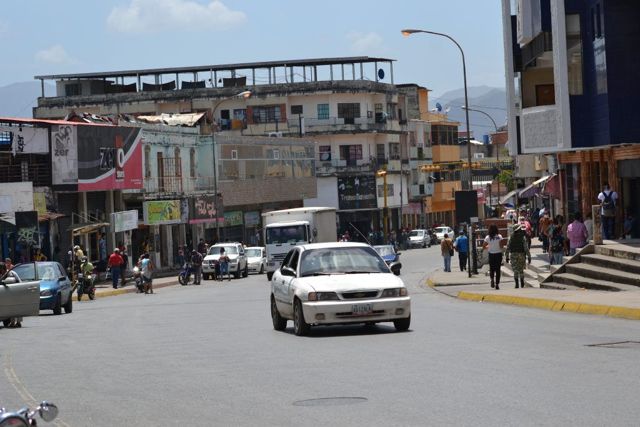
94 280 179 298
457 291 640 321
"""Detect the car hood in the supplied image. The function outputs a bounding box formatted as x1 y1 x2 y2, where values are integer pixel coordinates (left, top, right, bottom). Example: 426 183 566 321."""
204 254 239 261
39 279 58 291
299 273 405 292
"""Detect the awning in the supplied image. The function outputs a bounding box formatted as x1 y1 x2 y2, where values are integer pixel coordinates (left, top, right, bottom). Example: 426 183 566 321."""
518 175 553 199
67 222 110 236
499 189 519 205
542 174 561 198
38 212 66 222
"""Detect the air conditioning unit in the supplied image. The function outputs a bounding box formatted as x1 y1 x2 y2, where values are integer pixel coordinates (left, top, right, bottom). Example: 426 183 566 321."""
473 152 485 159
268 131 283 138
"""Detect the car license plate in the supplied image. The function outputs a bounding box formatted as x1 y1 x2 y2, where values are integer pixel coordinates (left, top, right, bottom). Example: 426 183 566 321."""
351 303 373 315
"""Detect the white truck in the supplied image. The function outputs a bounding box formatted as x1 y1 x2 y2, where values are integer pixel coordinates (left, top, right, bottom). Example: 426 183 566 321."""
262 207 337 280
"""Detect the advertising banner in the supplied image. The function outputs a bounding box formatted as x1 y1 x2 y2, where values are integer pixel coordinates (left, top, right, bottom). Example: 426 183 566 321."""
244 211 260 227
224 211 243 227
143 200 182 225
337 175 377 210
77 126 143 191
52 124 78 186
0 126 49 154
111 210 139 233
189 195 223 224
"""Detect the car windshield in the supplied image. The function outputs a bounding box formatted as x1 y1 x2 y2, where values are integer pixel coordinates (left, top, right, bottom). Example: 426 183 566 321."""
12 262 59 281
409 230 424 237
208 246 238 255
245 249 262 257
374 246 395 256
300 246 389 277
435 227 447 233
266 225 307 244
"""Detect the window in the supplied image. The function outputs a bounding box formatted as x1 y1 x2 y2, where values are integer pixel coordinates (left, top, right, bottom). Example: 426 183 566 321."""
291 105 303 115
566 14 584 96
389 143 400 160
251 105 282 124
338 103 360 124
317 104 329 120
231 149 238 160
319 145 331 161
189 148 196 178
431 125 458 145
65 83 81 96
377 184 395 197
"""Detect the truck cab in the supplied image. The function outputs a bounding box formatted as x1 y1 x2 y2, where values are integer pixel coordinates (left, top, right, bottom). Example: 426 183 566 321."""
265 220 311 280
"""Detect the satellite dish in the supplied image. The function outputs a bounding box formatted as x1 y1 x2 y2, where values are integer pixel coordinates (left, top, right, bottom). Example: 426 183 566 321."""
377 69 385 80
435 102 443 112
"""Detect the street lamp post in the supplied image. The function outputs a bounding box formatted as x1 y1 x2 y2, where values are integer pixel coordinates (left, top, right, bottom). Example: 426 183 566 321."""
402 28 475 277
462 105 500 210
211 90 252 241
377 169 388 242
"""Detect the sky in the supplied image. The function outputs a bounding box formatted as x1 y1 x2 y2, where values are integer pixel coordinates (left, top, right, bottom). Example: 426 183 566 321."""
0 0 505 97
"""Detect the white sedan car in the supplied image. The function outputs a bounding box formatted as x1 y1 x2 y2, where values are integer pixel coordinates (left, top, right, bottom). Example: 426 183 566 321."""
245 246 266 274
434 226 454 241
270 242 411 336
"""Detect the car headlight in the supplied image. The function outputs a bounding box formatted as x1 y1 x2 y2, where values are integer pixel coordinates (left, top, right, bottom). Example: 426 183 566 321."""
381 288 408 298
40 289 53 297
308 292 340 301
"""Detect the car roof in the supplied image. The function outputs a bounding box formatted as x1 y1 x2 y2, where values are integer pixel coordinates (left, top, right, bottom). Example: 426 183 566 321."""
299 242 370 250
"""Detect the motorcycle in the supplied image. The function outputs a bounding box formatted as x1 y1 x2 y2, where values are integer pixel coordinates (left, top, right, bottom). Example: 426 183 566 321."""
0 401 58 426
132 266 146 293
76 272 95 301
178 262 194 286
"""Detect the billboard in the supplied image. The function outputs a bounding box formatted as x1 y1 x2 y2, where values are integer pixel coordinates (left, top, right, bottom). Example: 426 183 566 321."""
0 126 49 154
337 175 377 210
111 210 139 232
52 124 78 186
143 200 182 225
77 126 143 191
189 195 223 224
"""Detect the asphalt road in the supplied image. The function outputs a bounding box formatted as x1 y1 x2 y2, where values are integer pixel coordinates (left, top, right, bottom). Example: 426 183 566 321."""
2 246 640 426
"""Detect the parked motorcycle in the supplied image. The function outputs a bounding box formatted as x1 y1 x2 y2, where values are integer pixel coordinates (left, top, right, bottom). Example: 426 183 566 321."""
132 266 145 293
178 262 194 286
0 401 58 426
76 272 95 301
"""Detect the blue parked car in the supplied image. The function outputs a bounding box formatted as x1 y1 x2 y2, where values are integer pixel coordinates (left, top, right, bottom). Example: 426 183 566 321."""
373 245 401 273
11 262 73 315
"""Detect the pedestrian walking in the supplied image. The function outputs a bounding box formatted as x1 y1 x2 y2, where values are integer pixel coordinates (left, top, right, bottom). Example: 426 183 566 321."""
482 224 505 289
218 247 230 281
538 210 552 253
453 231 468 272
505 224 531 289
567 212 588 255
549 218 565 265
107 248 124 289
190 249 203 285
597 182 618 239
440 233 454 273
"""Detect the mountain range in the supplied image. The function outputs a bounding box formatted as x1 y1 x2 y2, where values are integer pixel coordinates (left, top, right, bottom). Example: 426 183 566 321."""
0 81 56 118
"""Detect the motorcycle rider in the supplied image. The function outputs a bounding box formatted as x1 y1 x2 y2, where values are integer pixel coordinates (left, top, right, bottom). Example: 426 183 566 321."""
78 256 95 299
139 253 154 294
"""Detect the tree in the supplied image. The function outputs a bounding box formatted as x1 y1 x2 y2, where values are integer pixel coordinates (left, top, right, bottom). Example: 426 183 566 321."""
496 169 515 191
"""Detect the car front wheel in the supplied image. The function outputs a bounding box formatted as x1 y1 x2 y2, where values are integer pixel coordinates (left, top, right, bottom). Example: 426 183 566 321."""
393 316 411 332
271 296 287 331
64 294 73 314
293 299 310 336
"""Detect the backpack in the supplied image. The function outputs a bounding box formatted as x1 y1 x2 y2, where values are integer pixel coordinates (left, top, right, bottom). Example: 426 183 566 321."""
602 191 615 217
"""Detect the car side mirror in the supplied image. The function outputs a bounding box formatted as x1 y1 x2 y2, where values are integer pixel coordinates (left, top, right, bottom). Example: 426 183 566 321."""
396 251 402 256
2 277 17 285
389 262 402 276
281 266 296 277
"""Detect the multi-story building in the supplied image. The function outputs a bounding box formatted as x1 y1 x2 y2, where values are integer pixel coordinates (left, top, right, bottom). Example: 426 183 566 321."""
33 57 429 240
501 0 640 236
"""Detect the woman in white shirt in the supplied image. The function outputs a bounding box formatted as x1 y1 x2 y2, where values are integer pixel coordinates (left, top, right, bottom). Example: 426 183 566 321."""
483 224 505 289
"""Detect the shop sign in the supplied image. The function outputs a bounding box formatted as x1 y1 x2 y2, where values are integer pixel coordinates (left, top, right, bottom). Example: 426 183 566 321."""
244 211 260 227
111 210 139 232
337 175 377 210
189 195 223 224
143 200 182 225
224 211 243 227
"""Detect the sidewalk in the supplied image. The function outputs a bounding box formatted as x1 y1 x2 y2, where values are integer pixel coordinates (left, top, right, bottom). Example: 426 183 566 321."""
427 248 640 321
93 274 180 298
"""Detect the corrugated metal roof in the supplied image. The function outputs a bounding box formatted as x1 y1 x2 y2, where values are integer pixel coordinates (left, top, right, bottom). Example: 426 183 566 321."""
34 56 395 81
0 117 111 126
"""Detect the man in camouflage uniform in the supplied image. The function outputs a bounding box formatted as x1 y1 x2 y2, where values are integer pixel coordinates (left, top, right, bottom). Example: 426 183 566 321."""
505 224 531 289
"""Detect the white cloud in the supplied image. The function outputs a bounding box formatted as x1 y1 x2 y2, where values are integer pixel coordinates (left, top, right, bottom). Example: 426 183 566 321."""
35 45 77 65
347 31 384 54
107 0 247 33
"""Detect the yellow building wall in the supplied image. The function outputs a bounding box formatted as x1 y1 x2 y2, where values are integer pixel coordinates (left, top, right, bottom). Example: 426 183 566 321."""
431 181 461 213
432 146 460 163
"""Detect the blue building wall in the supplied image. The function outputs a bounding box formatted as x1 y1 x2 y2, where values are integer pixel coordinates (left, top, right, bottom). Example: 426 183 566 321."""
565 0 640 149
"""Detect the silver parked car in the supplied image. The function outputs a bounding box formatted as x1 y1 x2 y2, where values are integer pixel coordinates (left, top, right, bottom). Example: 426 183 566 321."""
407 229 431 248
245 247 266 274
0 270 41 327
270 242 410 336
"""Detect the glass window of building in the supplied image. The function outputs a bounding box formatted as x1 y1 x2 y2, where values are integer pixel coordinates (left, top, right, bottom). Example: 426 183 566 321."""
319 145 331 161
338 103 360 124
317 104 329 120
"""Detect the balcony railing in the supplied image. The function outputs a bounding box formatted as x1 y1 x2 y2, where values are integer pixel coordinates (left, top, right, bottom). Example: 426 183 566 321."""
521 105 559 152
144 176 197 194
0 160 51 186
285 116 398 134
